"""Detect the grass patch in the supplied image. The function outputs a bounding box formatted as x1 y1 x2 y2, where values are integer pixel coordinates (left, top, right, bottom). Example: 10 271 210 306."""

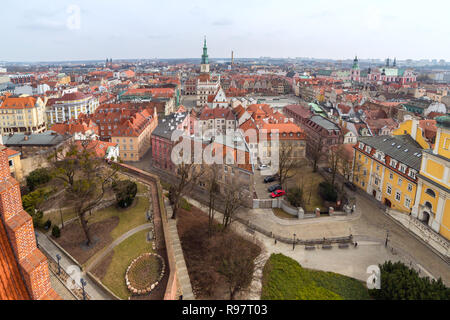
261 254 370 300
43 208 78 227
88 196 149 240
273 208 297 220
100 229 153 300
290 166 326 212
180 197 191 211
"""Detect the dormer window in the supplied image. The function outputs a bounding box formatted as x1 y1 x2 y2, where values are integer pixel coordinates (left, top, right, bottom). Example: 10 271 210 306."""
398 163 407 174
390 159 398 168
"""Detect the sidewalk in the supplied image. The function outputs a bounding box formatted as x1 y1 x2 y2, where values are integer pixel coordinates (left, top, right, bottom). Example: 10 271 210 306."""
36 230 112 300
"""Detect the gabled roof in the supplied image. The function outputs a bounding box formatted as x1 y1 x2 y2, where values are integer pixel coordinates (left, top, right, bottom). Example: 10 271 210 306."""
357 135 423 170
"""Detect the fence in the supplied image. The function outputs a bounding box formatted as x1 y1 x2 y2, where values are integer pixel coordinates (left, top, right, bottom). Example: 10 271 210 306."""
116 162 181 300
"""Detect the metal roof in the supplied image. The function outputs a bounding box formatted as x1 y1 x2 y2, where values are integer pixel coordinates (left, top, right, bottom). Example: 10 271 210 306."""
2 131 67 146
358 135 423 170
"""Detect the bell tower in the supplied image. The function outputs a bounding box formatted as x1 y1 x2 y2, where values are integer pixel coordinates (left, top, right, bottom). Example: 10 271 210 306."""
200 36 210 74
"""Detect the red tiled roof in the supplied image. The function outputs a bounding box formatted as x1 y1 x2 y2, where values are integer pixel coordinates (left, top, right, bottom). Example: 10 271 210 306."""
0 213 30 300
0 96 37 109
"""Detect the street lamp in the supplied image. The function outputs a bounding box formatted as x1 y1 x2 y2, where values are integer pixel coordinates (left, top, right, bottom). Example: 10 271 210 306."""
80 278 87 300
385 230 389 247
35 232 39 248
56 254 61 275
293 233 296 250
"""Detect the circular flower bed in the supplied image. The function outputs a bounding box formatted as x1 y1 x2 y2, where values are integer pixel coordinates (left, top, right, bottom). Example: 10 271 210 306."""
125 253 165 295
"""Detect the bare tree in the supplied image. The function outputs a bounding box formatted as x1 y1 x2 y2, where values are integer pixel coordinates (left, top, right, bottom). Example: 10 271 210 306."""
48 140 120 246
206 164 220 237
222 178 245 230
210 233 260 300
328 145 341 187
278 143 300 187
310 136 325 173
170 162 204 219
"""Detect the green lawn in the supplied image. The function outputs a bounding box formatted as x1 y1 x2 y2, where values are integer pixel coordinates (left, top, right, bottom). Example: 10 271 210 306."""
43 208 78 227
261 254 370 300
88 196 149 240
100 229 154 299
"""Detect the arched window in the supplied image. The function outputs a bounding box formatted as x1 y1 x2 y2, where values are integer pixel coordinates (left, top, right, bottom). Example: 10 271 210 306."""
424 201 433 210
425 188 436 198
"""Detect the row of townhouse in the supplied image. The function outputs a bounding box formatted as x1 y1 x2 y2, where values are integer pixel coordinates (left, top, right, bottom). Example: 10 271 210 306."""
353 115 450 240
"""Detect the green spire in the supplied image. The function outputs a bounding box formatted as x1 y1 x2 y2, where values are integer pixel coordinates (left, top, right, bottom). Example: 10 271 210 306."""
202 36 209 65
352 55 359 69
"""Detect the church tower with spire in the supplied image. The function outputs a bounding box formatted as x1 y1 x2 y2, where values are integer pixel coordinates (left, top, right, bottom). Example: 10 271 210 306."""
200 36 210 74
351 55 361 82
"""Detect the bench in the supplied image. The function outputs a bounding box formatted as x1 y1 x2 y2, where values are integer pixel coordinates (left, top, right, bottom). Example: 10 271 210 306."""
338 243 349 249
305 246 316 251
322 244 332 250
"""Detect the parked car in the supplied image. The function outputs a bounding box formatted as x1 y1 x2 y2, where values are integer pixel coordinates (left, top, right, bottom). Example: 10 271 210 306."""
271 189 286 198
258 164 269 170
268 184 282 193
344 181 357 191
264 175 277 183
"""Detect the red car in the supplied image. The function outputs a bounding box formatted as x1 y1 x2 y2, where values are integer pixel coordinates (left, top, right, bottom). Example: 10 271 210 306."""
271 189 286 198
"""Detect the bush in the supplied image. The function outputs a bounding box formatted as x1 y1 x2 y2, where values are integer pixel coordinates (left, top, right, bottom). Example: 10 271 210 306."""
112 180 138 208
287 188 303 207
26 168 51 191
318 182 338 202
22 188 53 215
52 225 61 238
43 219 52 230
32 211 44 228
369 261 450 300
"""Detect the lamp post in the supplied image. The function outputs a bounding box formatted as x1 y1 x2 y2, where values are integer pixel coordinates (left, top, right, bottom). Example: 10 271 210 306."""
56 254 61 275
35 232 39 248
80 278 87 300
293 233 296 250
385 230 389 247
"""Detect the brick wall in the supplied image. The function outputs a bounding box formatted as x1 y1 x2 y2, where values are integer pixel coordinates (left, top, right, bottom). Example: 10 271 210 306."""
0 147 60 300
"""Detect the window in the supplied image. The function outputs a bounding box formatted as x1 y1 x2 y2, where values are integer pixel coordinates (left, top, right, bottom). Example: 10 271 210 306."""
398 163 407 174
395 191 401 202
425 188 436 198
404 197 411 208
389 172 393 180
408 169 416 179
376 165 380 171
8 160 13 167
386 185 392 195
390 159 397 168
398 178 402 186
375 178 379 186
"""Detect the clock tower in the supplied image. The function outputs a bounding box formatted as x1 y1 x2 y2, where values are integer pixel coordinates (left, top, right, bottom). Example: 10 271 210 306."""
200 36 210 74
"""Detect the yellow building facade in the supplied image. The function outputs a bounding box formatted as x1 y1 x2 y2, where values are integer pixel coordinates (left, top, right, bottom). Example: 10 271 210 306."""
353 135 422 214
412 116 450 240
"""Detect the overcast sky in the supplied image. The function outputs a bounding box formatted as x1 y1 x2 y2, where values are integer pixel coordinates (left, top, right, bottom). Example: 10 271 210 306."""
2 0 449 62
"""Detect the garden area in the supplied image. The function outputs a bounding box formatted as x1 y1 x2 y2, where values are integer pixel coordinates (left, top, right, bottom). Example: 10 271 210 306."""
283 165 347 213
261 254 371 300
91 229 167 300
177 204 261 300
288 166 327 212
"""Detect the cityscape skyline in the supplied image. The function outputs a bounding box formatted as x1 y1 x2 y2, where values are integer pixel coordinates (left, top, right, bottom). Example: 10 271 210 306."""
2 0 450 62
